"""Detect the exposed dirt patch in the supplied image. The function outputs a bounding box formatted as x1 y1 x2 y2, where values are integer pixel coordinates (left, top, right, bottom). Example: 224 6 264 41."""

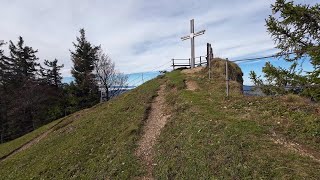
185 80 199 91
182 67 204 75
135 84 170 179
271 132 320 163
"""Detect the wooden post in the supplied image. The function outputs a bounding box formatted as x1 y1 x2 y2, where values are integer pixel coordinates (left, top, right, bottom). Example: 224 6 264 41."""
207 43 212 79
172 59 175 70
207 43 210 66
200 56 202 66
226 58 229 97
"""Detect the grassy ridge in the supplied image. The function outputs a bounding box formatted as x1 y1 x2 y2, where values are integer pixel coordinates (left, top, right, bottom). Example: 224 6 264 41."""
0 79 161 179
155 69 320 179
0 64 319 179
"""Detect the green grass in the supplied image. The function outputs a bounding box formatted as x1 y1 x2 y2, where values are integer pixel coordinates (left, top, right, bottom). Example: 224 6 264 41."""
0 118 62 159
0 78 161 179
0 65 319 179
154 69 320 179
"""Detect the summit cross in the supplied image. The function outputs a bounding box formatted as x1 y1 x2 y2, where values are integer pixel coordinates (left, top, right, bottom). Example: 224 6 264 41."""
181 19 206 68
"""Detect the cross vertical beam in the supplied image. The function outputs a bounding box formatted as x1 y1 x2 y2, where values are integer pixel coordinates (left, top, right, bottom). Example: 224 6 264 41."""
181 19 205 69
190 19 195 68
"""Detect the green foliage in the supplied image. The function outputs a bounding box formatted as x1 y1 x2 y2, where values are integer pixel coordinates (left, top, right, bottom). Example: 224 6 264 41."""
0 78 161 179
8 36 39 83
70 28 100 109
0 37 66 143
250 62 302 95
263 0 320 101
40 59 64 87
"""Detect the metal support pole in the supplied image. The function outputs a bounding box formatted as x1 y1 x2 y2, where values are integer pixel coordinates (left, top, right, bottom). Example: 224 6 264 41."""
226 58 229 97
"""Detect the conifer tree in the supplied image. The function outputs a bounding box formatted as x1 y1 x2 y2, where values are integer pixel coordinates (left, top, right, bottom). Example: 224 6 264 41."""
70 29 100 108
0 40 8 143
8 36 39 84
41 59 64 87
251 0 320 101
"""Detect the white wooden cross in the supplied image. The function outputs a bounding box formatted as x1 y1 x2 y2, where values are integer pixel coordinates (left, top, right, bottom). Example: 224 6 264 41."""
181 19 205 68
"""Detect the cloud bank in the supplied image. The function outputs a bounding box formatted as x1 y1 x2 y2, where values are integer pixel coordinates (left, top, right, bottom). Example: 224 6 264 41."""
0 0 316 77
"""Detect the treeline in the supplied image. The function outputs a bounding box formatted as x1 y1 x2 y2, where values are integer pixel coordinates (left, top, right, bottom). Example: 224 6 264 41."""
0 29 125 143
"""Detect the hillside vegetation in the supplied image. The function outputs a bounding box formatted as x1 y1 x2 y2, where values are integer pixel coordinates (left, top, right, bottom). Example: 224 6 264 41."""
0 59 319 179
155 61 320 179
0 79 161 179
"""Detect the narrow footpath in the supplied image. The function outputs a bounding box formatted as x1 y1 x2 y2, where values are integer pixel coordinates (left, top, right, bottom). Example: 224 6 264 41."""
135 84 170 180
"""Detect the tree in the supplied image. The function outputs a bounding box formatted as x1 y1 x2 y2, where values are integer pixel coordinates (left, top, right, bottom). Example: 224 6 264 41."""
70 29 100 108
94 50 128 101
0 37 65 142
0 40 9 143
0 40 7 84
41 59 64 87
251 0 320 101
0 37 66 143
8 36 39 84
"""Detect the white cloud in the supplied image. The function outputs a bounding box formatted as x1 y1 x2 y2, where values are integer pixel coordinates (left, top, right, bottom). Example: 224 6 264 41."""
0 0 314 77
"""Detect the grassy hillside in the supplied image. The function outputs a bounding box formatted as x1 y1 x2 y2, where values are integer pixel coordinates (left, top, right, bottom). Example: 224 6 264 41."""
155 61 320 179
0 58 319 179
0 79 161 179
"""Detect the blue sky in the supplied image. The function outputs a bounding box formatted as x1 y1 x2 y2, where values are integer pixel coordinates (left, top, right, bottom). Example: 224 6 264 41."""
0 0 317 85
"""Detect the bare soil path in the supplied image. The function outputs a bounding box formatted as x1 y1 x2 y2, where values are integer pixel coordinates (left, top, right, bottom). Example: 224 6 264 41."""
135 84 170 180
271 132 320 163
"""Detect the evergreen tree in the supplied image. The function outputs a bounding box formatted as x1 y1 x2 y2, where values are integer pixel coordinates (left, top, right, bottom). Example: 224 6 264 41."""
0 40 8 143
0 41 12 86
0 40 6 84
0 37 65 143
70 29 100 108
251 0 320 101
8 36 39 84
41 59 64 87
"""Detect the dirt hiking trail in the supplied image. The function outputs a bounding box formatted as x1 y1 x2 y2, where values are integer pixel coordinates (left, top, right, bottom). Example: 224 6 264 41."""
135 84 170 180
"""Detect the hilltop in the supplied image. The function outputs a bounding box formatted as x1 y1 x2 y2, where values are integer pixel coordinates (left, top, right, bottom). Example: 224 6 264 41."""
0 59 319 179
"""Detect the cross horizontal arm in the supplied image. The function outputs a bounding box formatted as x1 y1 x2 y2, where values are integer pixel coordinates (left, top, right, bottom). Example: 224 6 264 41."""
194 30 206 37
181 35 190 41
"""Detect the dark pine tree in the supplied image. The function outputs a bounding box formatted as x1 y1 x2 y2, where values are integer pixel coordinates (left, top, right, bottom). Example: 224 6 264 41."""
0 40 9 143
70 29 100 109
8 36 39 85
5 36 41 138
41 59 64 87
